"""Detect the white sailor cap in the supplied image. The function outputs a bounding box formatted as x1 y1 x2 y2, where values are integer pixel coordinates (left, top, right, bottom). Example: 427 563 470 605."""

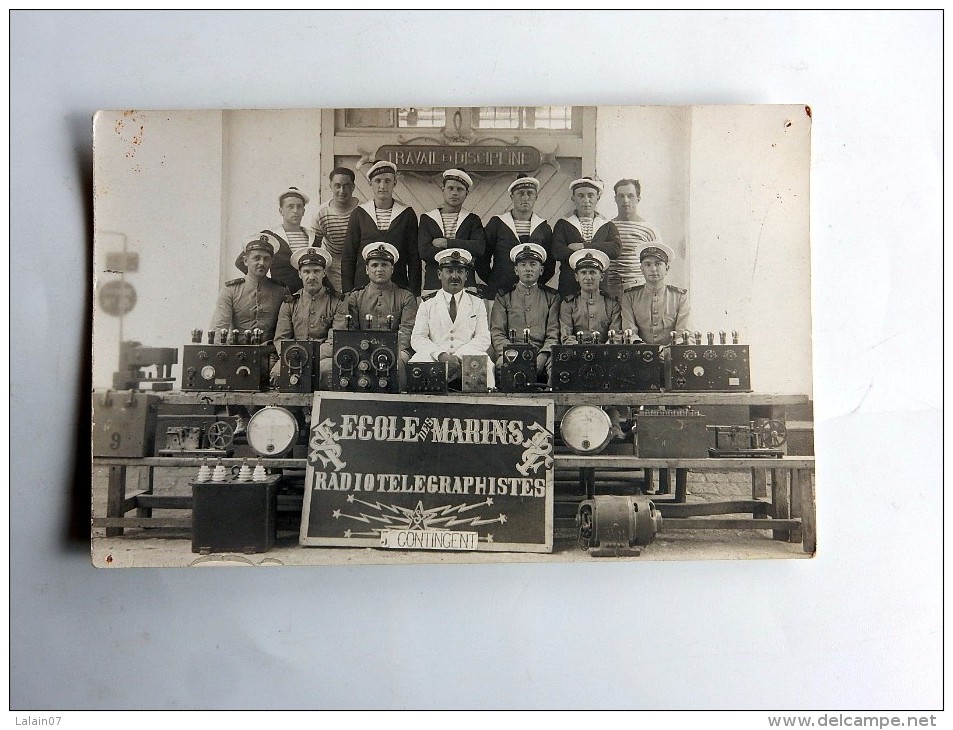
291 246 332 270
435 248 473 268
361 241 400 263
570 177 604 195
569 249 610 272
638 242 675 265
278 186 309 205
509 242 547 264
442 168 473 190
243 232 277 257
508 175 540 195
366 160 398 181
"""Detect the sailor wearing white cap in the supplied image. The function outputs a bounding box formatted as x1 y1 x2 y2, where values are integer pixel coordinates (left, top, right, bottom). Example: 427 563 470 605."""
419 168 484 294
478 174 554 300
559 249 623 344
489 243 560 382
619 242 690 345
342 160 421 296
344 241 418 364
410 248 494 388
211 233 291 343
273 246 347 388
552 176 622 298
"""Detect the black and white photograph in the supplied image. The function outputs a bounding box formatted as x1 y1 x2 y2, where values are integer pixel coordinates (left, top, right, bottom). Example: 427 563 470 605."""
91 104 814 566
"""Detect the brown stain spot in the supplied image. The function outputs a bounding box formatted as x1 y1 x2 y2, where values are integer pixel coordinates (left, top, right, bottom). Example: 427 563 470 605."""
106 554 113 564
784 120 792 128
805 105 812 118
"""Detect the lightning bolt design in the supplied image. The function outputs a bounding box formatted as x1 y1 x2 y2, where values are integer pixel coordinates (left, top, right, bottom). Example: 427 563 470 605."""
332 497 505 534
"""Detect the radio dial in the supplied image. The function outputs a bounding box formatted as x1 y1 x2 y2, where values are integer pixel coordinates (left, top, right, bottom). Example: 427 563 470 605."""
197 350 209 360
703 349 717 361
216 351 228 361
683 349 698 361
200 365 216 380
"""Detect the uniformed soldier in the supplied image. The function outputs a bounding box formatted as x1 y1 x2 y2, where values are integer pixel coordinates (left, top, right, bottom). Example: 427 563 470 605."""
418 168 485 295
273 246 347 388
551 177 622 298
489 242 560 382
210 232 290 343
559 249 623 343
344 241 418 366
620 242 690 345
410 248 494 389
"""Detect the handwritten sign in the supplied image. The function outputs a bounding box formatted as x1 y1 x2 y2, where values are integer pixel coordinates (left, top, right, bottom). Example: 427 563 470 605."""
300 393 554 552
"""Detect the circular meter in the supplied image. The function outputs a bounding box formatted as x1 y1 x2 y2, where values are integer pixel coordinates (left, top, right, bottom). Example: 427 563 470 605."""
560 405 613 455
246 407 298 457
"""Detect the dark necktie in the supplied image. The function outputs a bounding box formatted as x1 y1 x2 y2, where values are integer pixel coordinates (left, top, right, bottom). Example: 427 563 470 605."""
448 295 457 322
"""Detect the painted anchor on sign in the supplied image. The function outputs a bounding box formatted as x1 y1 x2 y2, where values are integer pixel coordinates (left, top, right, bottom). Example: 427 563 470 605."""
308 418 346 472
516 421 554 476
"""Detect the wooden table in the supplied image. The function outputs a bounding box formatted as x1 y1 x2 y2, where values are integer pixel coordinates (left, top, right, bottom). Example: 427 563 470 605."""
93 390 814 552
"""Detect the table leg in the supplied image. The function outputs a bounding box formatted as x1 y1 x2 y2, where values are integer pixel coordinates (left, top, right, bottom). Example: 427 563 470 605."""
644 469 655 494
136 466 154 520
795 469 816 553
674 468 688 503
581 467 596 499
659 468 671 494
105 465 127 538
771 468 790 541
751 468 768 499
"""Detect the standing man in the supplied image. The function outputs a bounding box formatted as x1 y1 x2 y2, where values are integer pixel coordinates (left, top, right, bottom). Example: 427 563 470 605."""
410 249 494 389
479 175 554 301
552 177 621 298
559 249 622 343
606 178 664 298
211 233 290 344
620 243 690 345
489 243 560 383
273 246 347 388
418 168 485 295
310 167 360 292
236 187 322 294
345 242 418 368
341 161 420 296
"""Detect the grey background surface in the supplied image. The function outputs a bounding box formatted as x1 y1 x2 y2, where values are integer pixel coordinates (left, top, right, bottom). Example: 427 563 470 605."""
10 10 942 709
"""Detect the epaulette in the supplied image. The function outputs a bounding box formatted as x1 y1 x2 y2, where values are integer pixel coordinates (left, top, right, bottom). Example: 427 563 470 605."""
667 285 688 295
421 291 439 301
225 278 244 286
623 284 645 294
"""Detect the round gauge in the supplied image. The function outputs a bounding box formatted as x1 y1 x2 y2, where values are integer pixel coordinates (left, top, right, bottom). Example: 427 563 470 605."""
200 365 216 380
284 344 309 368
703 349 717 360
641 350 655 362
503 349 519 362
247 407 298 456
724 350 738 360
683 349 698 361
693 365 705 377
335 347 359 370
371 347 395 370
560 405 612 454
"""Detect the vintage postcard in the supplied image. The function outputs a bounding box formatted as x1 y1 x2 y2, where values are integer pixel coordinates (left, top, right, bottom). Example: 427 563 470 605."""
91 104 814 567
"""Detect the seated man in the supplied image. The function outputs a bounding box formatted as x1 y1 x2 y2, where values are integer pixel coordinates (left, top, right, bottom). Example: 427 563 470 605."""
345 242 418 368
211 233 290 344
489 243 560 383
418 168 485 295
410 248 495 390
620 243 690 345
273 246 347 389
559 249 623 343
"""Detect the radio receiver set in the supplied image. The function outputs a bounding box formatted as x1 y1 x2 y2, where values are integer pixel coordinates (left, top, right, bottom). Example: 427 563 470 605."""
331 329 400 393
552 330 662 392
181 328 269 392
497 329 539 393
667 330 751 392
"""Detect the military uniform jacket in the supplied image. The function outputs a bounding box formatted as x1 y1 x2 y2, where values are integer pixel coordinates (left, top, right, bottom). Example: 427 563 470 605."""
274 286 348 360
620 284 691 345
418 209 485 291
490 282 561 356
559 290 623 343
210 276 290 342
345 281 418 355
410 290 491 361
341 201 421 296
551 214 622 297
234 225 322 295
478 213 555 299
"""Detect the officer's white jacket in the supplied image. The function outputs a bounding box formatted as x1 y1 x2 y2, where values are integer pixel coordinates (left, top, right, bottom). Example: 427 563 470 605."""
410 290 492 361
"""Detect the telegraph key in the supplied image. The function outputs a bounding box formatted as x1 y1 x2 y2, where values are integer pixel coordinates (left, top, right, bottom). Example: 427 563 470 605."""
497 328 539 393
667 329 751 392
708 419 786 458
551 330 662 392
331 319 400 393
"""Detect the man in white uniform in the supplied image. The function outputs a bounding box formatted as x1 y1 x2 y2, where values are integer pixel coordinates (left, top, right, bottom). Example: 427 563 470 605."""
410 248 495 390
